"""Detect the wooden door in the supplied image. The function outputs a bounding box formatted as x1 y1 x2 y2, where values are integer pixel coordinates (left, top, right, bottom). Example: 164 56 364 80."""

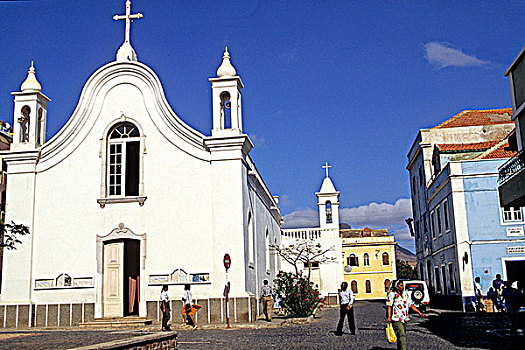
103 241 124 317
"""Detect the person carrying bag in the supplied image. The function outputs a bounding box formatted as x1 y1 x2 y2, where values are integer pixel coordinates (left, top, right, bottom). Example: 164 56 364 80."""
386 280 424 350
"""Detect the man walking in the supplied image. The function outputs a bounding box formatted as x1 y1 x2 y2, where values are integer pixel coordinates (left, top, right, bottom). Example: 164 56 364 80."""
260 279 274 322
335 281 355 335
160 285 171 331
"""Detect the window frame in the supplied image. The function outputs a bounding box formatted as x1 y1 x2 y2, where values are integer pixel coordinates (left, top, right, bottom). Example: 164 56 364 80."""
382 252 389 266
351 280 358 294
107 122 141 197
436 205 442 236
363 253 370 267
347 253 359 267
365 279 372 294
502 207 524 223
430 210 436 239
448 262 455 293
443 199 451 232
98 119 146 207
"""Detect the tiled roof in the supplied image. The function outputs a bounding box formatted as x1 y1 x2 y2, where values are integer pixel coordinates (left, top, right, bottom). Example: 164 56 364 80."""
475 140 517 160
432 108 513 129
340 228 388 238
436 140 499 153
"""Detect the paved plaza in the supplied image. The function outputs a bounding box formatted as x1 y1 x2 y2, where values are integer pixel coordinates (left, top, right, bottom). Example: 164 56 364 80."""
0 301 522 349
177 301 523 349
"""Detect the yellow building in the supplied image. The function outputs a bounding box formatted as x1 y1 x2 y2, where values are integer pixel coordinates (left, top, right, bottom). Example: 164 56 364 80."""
341 228 397 300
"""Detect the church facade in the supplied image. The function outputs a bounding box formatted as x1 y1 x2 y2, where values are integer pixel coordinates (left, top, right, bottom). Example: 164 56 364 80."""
0 1 281 327
281 167 397 302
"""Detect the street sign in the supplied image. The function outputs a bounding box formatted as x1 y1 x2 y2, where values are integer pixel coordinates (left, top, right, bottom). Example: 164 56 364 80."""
223 253 231 270
344 265 352 273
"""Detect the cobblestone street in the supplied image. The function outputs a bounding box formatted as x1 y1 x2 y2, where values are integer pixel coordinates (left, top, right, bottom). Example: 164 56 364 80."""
0 301 522 349
177 301 524 350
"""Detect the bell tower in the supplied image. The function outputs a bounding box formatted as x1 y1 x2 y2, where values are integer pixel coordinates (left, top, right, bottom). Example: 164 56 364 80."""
209 47 244 137
11 62 50 150
316 162 340 230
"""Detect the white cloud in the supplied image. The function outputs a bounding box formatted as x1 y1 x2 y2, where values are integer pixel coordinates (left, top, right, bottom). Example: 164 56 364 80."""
282 208 319 228
278 194 292 207
339 199 412 228
249 134 265 147
282 198 415 251
424 42 489 69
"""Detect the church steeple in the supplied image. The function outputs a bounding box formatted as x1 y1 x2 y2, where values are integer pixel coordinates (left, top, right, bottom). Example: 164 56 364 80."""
316 162 340 229
209 47 244 137
11 62 50 150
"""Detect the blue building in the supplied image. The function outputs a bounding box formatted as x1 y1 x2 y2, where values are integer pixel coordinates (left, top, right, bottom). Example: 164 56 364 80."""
407 109 525 310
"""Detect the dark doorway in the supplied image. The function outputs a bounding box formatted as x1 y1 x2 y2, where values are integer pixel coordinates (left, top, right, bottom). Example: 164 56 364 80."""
124 240 140 316
505 260 525 290
441 265 447 296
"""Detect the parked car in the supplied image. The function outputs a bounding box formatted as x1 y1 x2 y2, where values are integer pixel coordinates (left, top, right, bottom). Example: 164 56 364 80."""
402 280 430 312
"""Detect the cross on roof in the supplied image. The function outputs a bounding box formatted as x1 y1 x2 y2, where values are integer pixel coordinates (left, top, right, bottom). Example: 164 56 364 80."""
322 162 332 178
113 0 143 44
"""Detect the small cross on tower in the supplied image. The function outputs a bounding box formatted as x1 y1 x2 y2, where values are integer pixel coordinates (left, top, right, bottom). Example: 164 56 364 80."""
113 0 143 44
322 162 332 178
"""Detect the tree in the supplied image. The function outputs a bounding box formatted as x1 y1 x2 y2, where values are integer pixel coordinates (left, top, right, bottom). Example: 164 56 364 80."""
273 271 324 317
270 240 336 281
396 259 417 280
0 221 31 250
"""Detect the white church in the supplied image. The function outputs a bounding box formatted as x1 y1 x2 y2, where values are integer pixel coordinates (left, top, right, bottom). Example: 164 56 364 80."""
281 164 343 297
0 1 281 327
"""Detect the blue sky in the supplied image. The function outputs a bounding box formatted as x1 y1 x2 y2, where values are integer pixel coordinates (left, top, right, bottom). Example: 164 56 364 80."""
0 1 522 252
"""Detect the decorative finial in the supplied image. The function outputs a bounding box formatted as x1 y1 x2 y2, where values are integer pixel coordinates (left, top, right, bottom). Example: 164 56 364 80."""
322 162 332 178
21 61 42 92
114 0 143 62
217 46 237 77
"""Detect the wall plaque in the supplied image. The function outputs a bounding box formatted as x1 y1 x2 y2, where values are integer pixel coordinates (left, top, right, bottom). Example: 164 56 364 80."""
506 227 524 237
506 246 525 254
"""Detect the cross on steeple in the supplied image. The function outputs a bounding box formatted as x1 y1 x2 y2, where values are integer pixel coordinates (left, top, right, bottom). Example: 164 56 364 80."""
113 0 143 44
322 162 332 178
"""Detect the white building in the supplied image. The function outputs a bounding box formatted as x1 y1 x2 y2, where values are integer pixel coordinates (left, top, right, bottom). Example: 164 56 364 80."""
281 165 343 297
0 1 280 326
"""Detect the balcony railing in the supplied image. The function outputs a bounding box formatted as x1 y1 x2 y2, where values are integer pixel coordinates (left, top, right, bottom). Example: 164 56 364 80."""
499 148 525 184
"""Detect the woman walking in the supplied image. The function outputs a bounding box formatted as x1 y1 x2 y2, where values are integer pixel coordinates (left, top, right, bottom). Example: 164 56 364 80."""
386 280 424 350
182 284 201 330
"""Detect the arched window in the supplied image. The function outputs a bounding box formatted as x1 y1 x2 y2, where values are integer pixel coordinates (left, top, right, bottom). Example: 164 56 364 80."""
36 108 44 145
107 122 140 196
351 280 358 294
347 254 359 267
248 213 254 263
220 91 232 129
265 227 270 271
382 252 390 265
19 105 31 142
365 280 372 293
325 201 332 223
384 279 391 292
363 253 370 266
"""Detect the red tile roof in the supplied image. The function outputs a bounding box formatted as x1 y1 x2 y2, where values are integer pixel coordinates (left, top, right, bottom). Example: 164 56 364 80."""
436 140 499 152
432 108 513 129
476 140 517 160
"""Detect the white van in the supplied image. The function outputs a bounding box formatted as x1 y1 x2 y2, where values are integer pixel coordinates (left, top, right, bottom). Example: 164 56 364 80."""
402 280 430 312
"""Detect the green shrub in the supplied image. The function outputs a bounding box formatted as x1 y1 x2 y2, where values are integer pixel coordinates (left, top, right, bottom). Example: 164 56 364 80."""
274 271 324 317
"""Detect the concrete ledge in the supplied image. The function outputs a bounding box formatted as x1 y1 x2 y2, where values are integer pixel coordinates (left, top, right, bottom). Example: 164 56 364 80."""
69 332 177 350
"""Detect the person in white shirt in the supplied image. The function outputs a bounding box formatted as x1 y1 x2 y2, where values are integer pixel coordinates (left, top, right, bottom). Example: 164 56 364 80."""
160 285 171 331
335 281 356 335
183 284 197 329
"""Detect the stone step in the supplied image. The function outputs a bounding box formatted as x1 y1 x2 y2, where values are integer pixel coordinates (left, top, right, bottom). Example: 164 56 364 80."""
79 317 153 328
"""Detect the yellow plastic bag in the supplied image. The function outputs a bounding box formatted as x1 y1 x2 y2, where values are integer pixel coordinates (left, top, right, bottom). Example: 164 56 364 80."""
386 322 397 343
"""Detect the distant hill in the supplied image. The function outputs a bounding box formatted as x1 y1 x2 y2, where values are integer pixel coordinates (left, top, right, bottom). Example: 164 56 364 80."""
396 245 417 267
